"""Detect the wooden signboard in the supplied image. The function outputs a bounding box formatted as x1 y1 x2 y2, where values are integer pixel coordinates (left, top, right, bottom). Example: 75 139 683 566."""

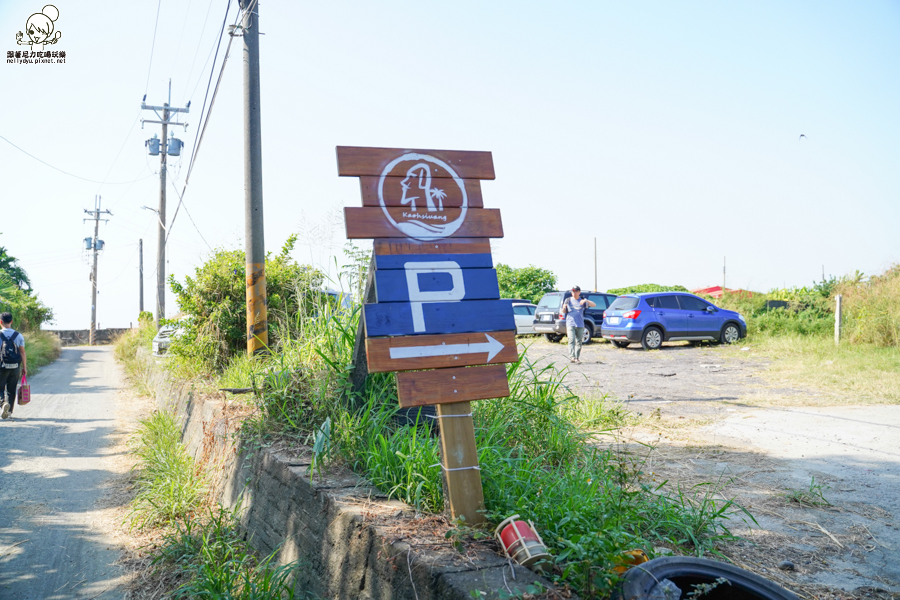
338 145 515 526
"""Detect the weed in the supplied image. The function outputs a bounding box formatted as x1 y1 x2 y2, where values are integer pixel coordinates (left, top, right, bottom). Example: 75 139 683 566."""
155 505 309 599
22 329 60 373
129 410 207 529
686 577 731 598
782 476 831 508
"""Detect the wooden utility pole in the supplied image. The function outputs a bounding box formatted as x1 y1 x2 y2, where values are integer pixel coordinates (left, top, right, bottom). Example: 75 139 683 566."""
83 197 110 346
834 294 842 346
240 0 267 354
139 238 144 314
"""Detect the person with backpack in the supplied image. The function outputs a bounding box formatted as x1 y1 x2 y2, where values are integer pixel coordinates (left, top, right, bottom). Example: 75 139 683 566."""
0 312 26 420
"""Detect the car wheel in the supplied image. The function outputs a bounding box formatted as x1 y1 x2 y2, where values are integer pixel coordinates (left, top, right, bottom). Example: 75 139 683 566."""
612 340 630 348
544 334 562 343
614 556 799 600
641 327 663 351
720 323 741 344
582 324 593 344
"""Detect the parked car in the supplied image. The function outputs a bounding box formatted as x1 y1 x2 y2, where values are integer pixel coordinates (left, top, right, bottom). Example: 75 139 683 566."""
532 290 618 344
600 292 747 351
512 302 537 335
152 326 181 356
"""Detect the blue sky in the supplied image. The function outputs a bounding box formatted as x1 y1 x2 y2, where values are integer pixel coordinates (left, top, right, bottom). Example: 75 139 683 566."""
2 1 898 329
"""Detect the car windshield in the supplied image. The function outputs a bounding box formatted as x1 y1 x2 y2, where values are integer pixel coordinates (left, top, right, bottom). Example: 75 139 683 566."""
536 293 563 310
608 296 640 310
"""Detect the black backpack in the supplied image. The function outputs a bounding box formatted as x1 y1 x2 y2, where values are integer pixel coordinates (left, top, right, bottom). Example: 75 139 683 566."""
1 330 21 365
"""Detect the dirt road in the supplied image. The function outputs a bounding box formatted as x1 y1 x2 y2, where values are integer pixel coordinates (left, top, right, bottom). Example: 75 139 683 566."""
0 347 127 599
527 337 900 597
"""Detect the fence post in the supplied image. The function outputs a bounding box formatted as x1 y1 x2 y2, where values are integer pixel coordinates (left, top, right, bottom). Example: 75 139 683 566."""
834 294 842 346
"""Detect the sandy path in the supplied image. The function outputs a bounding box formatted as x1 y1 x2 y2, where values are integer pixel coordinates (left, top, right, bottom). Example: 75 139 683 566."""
0 346 129 600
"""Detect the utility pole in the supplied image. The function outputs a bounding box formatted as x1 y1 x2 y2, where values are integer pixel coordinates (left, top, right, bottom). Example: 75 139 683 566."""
593 237 597 291
723 256 726 295
139 238 144 314
141 80 189 329
834 294 842 346
239 0 268 354
83 196 110 346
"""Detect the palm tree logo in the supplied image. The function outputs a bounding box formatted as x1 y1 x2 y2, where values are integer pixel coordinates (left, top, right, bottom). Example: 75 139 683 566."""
400 163 446 212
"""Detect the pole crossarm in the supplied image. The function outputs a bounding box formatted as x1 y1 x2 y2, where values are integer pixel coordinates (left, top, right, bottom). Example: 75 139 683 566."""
141 103 189 114
141 119 189 128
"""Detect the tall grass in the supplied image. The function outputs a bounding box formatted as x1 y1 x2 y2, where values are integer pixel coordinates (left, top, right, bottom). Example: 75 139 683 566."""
839 264 900 347
155 506 306 599
114 321 157 394
129 410 207 529
25 329 61 373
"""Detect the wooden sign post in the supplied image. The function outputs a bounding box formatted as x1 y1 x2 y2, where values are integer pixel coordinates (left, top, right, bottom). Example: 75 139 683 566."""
337 146 515 526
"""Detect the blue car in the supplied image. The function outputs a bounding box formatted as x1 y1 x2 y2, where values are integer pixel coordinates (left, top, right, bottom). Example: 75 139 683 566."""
600 292 747 350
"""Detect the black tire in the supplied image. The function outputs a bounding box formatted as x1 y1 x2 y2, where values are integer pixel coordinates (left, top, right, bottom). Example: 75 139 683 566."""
612 340 630 348
615 556 799 600
544 334 562 343
582 324 594 344
641 327 663 351
720 323 741 345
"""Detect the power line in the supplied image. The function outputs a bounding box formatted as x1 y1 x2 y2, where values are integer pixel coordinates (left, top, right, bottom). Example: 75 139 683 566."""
0 134 155 185
95 110 142 196
144 0 163 95
182 0 218 105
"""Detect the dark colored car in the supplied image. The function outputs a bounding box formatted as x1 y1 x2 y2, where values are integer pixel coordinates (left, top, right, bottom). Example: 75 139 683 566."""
532 290 618 344
600 292 747 350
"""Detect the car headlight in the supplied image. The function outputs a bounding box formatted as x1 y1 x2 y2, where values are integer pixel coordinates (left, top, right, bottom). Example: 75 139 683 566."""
738 314 746 323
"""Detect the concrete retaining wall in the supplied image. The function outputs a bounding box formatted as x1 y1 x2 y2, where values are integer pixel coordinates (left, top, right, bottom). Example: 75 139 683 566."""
144 354 557 599
48 328 129 346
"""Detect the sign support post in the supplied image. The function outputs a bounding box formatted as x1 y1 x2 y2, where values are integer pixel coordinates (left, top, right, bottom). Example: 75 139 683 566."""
436 401 485 525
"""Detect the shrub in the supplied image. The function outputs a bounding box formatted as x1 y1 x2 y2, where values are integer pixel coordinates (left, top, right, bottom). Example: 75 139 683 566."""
168 235 325 371
607 283 689 295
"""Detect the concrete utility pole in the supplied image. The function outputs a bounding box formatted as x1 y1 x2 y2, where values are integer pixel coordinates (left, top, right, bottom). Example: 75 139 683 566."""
83 197 110 346
594 237 597 291
834 294 842 346
139 238 144 314
141 80 189 329
239 0 268 354
723 256 726 295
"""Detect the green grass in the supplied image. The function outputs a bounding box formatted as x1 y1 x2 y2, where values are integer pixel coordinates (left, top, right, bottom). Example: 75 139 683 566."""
781 476 831 508
114 322 157 394
129 410 207 529
740 333 900 403
154 506 308 599
25 329 60 374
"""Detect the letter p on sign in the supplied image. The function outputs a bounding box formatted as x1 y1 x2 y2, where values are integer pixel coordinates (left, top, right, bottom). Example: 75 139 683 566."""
405 261 466 332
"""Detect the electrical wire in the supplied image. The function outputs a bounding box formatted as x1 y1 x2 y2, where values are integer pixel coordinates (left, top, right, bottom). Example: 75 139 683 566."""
166 170 212 250
0 134 156 185
95 109 142 197
144 0 163 95
183 0 219 104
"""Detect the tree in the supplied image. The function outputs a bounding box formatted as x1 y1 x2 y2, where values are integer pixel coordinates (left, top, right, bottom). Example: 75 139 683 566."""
0 245 31 290
495 264 557 304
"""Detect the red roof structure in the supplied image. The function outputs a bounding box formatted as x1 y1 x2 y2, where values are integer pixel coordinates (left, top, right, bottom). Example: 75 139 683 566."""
691 286 754 299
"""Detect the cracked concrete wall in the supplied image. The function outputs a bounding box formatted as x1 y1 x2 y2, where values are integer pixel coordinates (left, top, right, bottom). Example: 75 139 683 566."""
143 355 556 599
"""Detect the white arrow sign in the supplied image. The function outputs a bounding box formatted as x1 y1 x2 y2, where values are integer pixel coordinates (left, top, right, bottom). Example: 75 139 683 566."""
389 334 505 363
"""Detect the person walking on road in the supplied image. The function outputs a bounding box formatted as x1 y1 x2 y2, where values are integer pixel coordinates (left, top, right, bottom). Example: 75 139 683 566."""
561 286 595 363
0 312 26 420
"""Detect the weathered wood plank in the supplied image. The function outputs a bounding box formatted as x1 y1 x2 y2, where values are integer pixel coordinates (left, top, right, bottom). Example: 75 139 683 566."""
337 146 495 180
435 400 486 525
374 238 492 257
359 176 483 209
375 267 499 303
364 299 515 337
366 330 517 373
344 207 503 240
396 365 510 407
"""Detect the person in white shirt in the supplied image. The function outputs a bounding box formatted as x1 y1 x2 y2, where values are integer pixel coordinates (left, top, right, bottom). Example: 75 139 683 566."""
0 312 26 420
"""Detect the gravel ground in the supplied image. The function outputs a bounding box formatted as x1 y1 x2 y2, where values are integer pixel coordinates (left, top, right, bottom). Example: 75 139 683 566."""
525 336 900 598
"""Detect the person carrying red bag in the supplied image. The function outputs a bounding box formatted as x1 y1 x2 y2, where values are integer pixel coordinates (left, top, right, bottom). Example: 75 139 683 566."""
0 312 26 420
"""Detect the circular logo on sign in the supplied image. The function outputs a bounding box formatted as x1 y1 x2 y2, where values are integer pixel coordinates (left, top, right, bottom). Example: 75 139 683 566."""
378 153 468 240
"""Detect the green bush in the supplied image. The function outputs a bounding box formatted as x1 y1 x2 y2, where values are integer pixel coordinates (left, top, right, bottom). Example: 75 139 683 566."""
496 264 557 303
606 283 689 295
168 235 325 372
839 264 900 347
